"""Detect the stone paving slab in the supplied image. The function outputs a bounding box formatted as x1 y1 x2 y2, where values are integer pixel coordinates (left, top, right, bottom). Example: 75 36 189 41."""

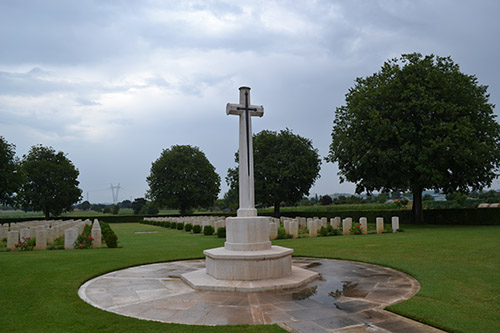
78 258 444 332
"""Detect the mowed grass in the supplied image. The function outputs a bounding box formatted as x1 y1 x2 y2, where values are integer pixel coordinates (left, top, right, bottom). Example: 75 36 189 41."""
1 224 499 332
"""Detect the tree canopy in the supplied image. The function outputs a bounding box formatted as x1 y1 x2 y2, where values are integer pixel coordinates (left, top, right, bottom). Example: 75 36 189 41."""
227 129 321 216
146 145 220 215
327 53 500 223
18 145 82 219
0 137 22 206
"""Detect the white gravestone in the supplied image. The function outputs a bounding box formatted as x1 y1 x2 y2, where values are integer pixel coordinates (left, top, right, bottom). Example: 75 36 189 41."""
360 217 368 235
91 219 102 248
290 221 299 239
0 226 8 240
391 216 399 233
64 228 78 250
7 230 19 251
376 217 384 234
269 222 278 240
332 217 341 229
308 220 317 237
343 218 352 235
35 229 47 251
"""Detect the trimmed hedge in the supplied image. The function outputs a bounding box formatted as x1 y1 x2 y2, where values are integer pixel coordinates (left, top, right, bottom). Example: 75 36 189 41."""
2 208 498 226
278 208 499 225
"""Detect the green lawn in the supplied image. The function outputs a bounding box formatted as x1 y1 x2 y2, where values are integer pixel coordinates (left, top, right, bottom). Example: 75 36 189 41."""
1 223 499 332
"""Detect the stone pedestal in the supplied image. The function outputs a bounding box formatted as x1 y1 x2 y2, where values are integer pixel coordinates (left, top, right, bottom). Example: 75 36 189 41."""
182 216 318 292
204 216 291 280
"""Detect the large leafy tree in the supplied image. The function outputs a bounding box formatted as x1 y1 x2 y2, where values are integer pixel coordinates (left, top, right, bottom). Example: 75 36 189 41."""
327 53 500 224
0 137 22 206
147 145 220 215
18 145 82 219
227 129 321 217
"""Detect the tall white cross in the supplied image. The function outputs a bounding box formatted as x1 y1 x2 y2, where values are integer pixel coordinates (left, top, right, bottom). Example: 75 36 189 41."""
226 86 264 217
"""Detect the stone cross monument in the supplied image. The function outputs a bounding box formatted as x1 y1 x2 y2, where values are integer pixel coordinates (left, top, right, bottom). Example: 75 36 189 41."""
180 86 318 292
226 87 263 217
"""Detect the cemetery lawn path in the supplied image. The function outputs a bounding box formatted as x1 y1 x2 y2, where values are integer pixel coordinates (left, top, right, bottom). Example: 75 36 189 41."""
0 223 498 332
280 224 500 333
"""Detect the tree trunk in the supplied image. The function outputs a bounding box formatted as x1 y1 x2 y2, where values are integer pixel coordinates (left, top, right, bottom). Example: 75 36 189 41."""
412 187 424 224
44 207 50 220
274 201 281 218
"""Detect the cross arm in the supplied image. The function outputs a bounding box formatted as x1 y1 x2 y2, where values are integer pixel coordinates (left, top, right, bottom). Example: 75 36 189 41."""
226 103 264 117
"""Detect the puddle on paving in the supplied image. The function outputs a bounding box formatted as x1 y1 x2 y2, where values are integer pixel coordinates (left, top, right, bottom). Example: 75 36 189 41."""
292 286 318 300
305 262 322 268
291 278 361 310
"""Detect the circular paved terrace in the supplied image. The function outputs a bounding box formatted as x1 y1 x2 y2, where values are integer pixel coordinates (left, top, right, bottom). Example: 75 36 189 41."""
78 258 443 332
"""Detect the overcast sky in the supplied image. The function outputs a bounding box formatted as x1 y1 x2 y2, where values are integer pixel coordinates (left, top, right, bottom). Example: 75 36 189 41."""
1 1 499 204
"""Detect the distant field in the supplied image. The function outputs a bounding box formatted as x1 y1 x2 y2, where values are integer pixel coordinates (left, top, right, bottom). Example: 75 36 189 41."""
0 208 178 218
259 202 405 214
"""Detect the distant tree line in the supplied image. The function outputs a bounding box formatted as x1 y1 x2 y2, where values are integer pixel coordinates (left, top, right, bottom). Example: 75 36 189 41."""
0 138 82 218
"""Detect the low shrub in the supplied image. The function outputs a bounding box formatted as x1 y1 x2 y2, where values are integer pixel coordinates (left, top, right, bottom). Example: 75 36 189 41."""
185 223 193 232
48 237 64 250
193 225 202 233
277 227 292 239
350 223 363 235
15 236 35 251
177 222 184 230
319 226 328 237
203 225 214 235
170 222 177 229
105 233 118 248
99 220 119 248
74 233 94 249
165 221 170 228
217 227 226 238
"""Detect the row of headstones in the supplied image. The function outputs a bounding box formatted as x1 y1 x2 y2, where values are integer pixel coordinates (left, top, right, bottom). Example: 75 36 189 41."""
143 216 227 231
1 219 102 251
268 216 400 240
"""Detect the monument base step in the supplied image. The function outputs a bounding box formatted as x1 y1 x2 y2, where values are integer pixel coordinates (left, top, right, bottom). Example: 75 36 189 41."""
180 265 319 292
204 245 294 280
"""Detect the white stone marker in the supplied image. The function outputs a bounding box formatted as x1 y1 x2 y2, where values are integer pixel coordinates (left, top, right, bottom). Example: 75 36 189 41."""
376 217 384 234
391 216 399 233
360 217 368 235
321 217 328 229
315 219 322 232
226 86 264 218
35 229 47 251
47 228 55 245
284 220 291 234
269 222 278 240
308 220 317 237
91 219 102 248
290 221 299 239
7 230 19 251
64 228 78 250
332 217 341 229
342 218 351 235
20 228 32 241
0 226 8 240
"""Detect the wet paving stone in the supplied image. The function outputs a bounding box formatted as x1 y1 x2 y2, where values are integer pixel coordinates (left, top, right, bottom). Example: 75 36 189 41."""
79 258 443 332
